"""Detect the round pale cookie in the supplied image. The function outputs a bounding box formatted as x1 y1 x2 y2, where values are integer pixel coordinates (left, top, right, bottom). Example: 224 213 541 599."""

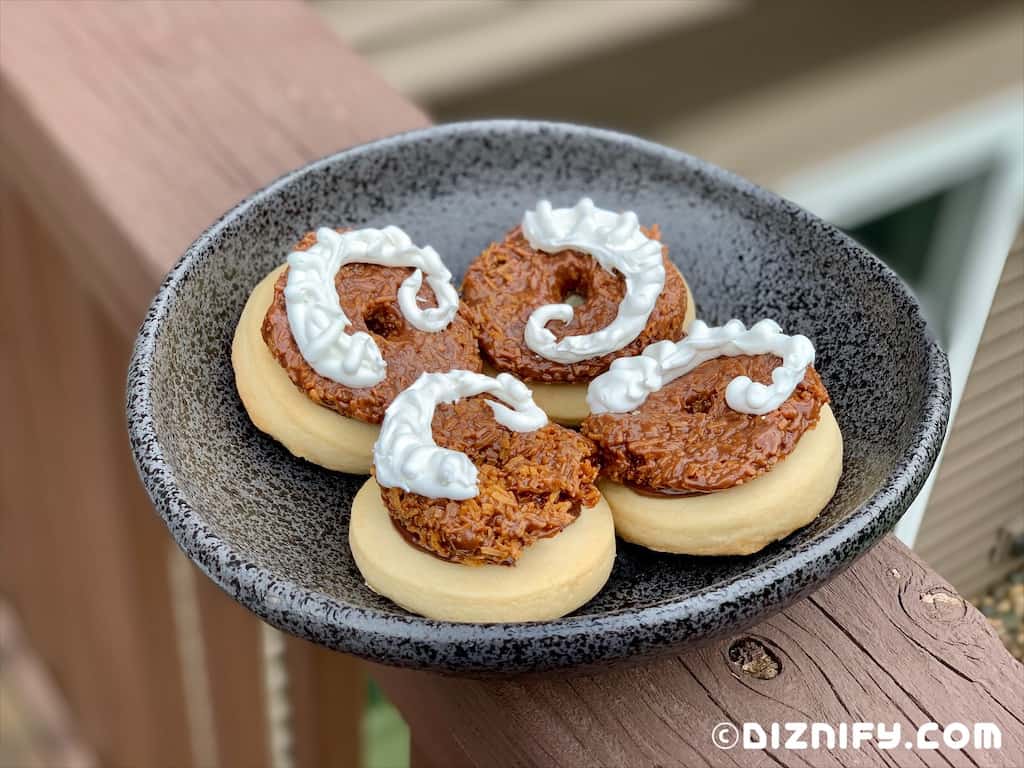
492 279 697 426
601 405 843 555
232 265 378 474
349 478 617 622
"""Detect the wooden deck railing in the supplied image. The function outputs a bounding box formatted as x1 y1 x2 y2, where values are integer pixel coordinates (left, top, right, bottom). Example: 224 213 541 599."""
1 3 1021 767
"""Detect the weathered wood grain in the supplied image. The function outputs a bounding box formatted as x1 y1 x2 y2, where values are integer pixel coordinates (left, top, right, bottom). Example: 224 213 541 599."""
373 537 1024 768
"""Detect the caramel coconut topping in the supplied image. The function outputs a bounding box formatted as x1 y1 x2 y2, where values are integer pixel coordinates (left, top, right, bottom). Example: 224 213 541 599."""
582 354 829 494
262 230 481 424
379 397 601 566
461 225 688 383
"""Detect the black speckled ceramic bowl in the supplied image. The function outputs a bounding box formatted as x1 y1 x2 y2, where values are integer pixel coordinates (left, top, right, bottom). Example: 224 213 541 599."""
128 120 950 675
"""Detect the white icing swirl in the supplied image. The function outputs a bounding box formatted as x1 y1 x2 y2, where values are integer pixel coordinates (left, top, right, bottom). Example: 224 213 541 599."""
586 319 816 416
373 370 548 500
521 198 665 364
284 226 459 388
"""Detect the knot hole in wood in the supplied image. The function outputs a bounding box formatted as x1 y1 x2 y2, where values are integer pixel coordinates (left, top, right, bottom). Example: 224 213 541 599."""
916 585 968 624
727 637 781 680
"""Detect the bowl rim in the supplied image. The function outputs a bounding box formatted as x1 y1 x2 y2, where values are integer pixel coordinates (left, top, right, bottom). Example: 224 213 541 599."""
127 119 951 672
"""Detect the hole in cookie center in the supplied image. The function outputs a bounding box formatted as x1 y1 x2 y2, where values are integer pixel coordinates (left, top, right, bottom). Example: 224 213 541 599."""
558 276 588 308
363 302 403 339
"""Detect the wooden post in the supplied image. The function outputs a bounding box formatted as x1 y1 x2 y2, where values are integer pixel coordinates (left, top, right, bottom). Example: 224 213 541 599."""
0 179 194 768
0 2 426 766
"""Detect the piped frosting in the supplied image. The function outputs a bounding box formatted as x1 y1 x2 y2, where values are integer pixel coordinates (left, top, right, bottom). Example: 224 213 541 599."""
373 370 548 500
284 226 459 388
521 199 665 364
586 319 815 416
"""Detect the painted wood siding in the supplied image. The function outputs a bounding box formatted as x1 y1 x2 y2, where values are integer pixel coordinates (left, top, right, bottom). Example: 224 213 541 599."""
915 230 1024 597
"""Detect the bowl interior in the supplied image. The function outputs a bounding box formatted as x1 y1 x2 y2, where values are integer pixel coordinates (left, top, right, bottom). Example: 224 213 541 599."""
131 121 948 672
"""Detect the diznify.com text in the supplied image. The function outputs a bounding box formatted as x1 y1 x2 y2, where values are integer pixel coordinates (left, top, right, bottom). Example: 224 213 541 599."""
711 721 1002 751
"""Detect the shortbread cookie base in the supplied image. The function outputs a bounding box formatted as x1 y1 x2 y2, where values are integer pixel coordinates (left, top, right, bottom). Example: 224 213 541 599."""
601 405 842 555
349 478 616 622
232 265 378 474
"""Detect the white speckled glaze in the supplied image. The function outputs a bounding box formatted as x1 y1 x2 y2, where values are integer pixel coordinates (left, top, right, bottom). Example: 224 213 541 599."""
373 370 547 500
127 120 950 675
587 318 815 416
521 198 665 363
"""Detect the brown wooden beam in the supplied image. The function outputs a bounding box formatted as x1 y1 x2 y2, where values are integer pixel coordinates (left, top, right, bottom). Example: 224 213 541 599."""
0 0 428 328
373 537 1024 767
0 180 194 768
0 2 427 766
